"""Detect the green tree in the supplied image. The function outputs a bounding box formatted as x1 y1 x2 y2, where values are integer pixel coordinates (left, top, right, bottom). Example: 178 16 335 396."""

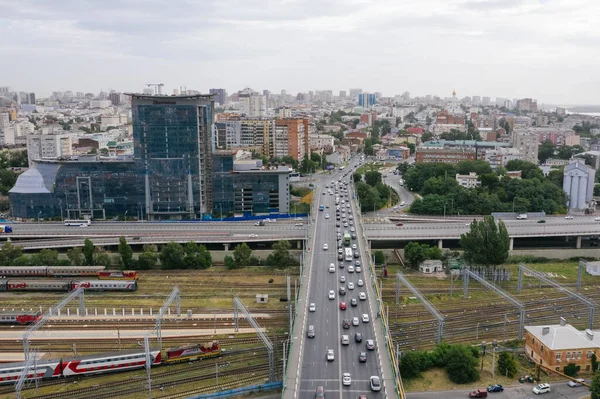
0 169 17 195
118 237 133 268
591 371 600 399
266 240 297 267
505 160 543 178
538 140 555 164
93 248 112 267
137 245 158 270
403 242 441 269
160 242 186 270
497 352 518 378
31 249 60 266
67 247 83 265
364 170 382 187
224 255 236 269
83 239 95 266
445 345 480 384
374 250 385 265
564 363 580 377
0 242 23 265
183 242 212 269
233 243 252 268
353 172 362 183
399 351 431 378
421 131 434 142
460 216 510 266
547 168 564 188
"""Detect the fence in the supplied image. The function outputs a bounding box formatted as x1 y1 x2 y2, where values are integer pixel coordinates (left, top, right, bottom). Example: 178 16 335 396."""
186 381 282 399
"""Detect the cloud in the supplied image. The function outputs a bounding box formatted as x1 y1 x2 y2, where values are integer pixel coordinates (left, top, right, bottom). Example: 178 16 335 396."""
0 0 598 103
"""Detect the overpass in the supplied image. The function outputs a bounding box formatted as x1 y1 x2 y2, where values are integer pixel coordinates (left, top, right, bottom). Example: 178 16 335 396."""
364 217 600 250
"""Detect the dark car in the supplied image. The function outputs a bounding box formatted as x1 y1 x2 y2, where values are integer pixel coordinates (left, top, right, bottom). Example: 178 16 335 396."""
342 319 350 329
350 298 358 307
396 222 404 226
339 287 346 296
355 332 363 342
487 384 503 392
359 352 367 363
468 389 487 398
537 219 546 223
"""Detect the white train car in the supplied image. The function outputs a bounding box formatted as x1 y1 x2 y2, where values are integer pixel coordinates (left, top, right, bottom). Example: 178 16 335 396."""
71 280 137 291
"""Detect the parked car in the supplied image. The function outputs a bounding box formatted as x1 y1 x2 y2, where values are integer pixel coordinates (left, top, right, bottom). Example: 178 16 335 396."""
487 384 503 392
533 383 550 394
567 378 584 387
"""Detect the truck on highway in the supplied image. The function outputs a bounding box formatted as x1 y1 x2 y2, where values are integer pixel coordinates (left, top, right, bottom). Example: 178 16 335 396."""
0 225 12 233
516 214 528 220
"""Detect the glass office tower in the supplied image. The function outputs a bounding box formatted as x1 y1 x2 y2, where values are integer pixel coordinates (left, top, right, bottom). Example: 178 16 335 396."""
131 94 215 220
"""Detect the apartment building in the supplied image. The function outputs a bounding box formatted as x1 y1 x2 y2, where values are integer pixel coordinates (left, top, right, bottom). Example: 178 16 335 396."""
512 132 539 164
272 118 309 161
455 172 481 188
484 147 522 169
26 133 73 166
415 147 476 164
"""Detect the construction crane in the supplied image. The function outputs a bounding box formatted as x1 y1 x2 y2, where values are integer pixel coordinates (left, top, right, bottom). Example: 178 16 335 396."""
147 83 164 95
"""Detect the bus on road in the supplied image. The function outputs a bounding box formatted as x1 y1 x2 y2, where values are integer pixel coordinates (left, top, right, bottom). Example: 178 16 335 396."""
343 231 351 246
64 219 91 227
344 248 353 262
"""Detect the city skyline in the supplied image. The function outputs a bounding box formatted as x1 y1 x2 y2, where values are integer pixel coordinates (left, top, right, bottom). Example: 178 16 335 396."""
1 0 599 105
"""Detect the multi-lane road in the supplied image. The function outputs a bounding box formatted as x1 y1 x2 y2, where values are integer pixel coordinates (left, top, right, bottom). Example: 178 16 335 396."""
297 165 389 399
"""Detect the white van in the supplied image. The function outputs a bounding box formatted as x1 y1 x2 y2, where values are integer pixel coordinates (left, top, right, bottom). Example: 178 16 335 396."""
516 214 528 220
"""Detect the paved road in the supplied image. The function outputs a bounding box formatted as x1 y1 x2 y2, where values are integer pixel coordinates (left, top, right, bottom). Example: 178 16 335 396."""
406 383 589 399
297 166 388 399
364 217 600 240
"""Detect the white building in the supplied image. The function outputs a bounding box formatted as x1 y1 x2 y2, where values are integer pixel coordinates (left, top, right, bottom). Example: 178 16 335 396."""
512 132 539 164
309 134 335 150
26 134 73 166
455 172 481 188
484 147 521 169
238 88 263 117
563 159 595 211
89 100 112 109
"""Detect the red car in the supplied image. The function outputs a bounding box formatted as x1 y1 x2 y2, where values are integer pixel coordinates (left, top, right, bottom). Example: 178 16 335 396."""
396 222 404 226
339 302 347 310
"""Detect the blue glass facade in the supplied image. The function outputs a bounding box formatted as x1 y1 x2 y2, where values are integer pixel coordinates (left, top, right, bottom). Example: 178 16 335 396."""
9 160 137 219
131 94 214 220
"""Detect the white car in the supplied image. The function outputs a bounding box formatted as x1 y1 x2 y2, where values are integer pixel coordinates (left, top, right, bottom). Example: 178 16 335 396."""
357 279 364 287
248 234 258 238
329 264 335 273
352 244 357 250
370 376 381 391
327 349 335 362
309 303 316 312
342 373 352 386
565 215 573 219
355 266 362 273
595 217 600 221
359 292 367 300
348 265 355 273
362 313 370 323
352 317 359 326
328 290 335 300
325 214 330 219
340 275 346 283
533 383 550 394
347 282 354 290
323 243 328 250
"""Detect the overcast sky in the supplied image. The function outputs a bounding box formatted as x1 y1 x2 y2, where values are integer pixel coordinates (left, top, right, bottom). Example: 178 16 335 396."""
1 0 598 105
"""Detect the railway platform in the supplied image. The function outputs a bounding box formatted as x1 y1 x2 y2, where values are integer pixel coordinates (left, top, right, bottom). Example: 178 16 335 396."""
0 327 263 342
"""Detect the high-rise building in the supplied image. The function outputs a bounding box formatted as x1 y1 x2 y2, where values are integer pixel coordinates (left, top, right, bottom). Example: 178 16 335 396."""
472 96 481 105
109 92 122 106
238 88 262 117
349 88 363 102
131 93 215 220
209 88 228 106
358 93 376 108
213 117 272 155
482 97 491 106
516 98 538 112
272 118 309 160
26 133 73 165
339 91 347 98
512 131 539 164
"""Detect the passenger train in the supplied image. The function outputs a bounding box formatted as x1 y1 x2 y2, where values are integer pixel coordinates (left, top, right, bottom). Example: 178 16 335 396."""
0 342 221 384
0 279 137 292
0 266 138 280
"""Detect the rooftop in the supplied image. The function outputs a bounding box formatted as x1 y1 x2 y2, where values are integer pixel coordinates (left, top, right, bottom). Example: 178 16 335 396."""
525 324 600 350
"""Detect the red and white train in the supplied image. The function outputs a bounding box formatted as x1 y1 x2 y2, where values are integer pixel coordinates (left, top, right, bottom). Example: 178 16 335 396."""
0 266 138 280
0 311 42 325
0 350 162 384
0 280 137 292
0 342 221 384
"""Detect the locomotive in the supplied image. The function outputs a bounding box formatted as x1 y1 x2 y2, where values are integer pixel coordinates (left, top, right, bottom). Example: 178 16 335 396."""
0 266 138 280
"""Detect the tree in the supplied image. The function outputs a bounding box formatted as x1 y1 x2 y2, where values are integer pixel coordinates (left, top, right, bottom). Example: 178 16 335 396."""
137 245 158 270
83 239 95 266
31 249 60 266
505 160 543 178
497 352 518 378
353 172 362 183
460 216 510 266
93 248 113 267
421 132 434 142
564 363 580 377
403 242 441 269
67 247 83 265
364 170 382 187
118 237 133 268
183 242 212 269
160 242 186 270
538 140 555 164
445 345 480 384
0 242 23 265
373 250 385 265
591 371 600 399
0 169 17 195
266 240 297 267
399 351 431 378
233 243 252 268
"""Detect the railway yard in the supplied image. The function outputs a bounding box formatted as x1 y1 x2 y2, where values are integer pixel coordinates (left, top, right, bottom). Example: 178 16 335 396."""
381 261 600 351
0 268 296 398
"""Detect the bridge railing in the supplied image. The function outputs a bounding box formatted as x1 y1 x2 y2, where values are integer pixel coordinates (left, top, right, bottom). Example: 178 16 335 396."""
355 188 405 399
